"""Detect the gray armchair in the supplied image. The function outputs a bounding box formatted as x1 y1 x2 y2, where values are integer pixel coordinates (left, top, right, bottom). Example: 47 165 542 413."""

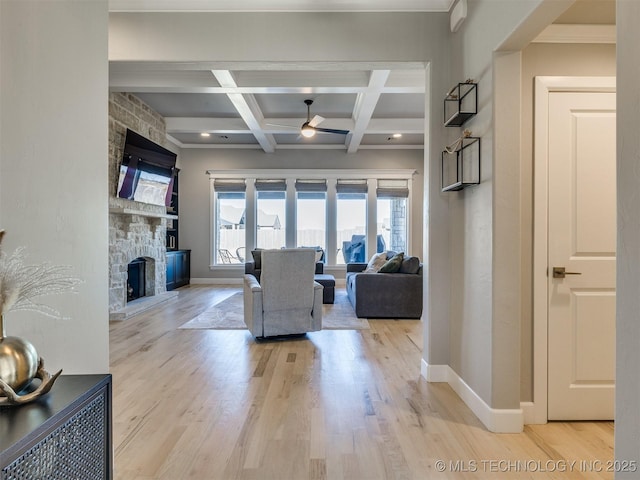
243 249 323 338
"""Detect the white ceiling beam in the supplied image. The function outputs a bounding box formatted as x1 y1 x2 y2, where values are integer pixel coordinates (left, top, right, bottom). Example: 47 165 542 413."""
165 117 251 134
364 118 424 134
347 70 390 154
212 70 276 153
110 67 423 94
165 116 422 135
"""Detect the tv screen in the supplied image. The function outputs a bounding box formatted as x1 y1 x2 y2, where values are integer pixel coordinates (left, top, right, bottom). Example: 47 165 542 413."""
116 129 177 207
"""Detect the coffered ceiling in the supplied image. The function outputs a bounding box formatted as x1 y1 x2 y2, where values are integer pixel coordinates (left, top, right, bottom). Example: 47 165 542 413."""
110 64 426 153
108 0 445 152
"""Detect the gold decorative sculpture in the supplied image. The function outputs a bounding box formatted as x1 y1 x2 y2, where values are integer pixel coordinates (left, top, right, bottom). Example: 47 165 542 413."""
0 230 80 406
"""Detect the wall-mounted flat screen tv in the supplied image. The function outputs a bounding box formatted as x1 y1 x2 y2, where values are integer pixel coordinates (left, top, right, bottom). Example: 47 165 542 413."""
116 129 177 207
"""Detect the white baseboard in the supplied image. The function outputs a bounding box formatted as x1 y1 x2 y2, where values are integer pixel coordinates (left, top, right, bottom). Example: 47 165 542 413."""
421 362 523 433
421 359 450 382
520 402 539 425
190 277 243 285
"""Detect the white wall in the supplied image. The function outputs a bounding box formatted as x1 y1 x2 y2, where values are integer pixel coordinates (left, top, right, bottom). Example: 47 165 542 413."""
0 1 109 373
178 148 424 279
615 0 640 472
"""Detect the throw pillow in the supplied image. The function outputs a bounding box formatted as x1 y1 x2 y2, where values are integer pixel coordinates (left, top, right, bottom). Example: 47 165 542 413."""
378 252 404 273
364 252 387 273
251 249 263 269
399 256 420 274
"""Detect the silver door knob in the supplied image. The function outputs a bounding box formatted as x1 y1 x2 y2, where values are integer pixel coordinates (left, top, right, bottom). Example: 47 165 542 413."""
552 267 582 279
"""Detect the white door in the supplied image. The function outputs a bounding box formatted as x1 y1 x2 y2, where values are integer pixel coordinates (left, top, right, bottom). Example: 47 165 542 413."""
547 90 616 420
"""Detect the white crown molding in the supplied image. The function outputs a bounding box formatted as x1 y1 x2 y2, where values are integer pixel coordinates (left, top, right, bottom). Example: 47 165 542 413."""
533 24 616 44
206 168 417 179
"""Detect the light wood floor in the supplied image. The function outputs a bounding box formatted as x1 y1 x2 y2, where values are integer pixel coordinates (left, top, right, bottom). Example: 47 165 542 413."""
110 285 614 480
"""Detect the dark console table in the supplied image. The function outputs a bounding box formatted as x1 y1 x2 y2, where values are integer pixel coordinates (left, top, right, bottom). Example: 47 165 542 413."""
0 374 112 479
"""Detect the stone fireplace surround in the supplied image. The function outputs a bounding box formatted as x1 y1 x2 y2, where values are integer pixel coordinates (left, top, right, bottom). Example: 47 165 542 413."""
108 92 179 321
108 208 178 321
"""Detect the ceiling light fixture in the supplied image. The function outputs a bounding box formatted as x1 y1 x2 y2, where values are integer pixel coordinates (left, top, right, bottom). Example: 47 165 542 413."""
301 123 316 138
393 133 403 138
200 132 210 137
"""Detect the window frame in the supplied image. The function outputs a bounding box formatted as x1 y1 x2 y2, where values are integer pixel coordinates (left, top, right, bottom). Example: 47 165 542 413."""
208 169 415 269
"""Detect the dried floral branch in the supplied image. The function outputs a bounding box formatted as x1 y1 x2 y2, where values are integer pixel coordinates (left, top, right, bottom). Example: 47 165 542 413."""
0 231 82 319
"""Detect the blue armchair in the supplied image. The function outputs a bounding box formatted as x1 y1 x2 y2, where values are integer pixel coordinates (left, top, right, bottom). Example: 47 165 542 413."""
341 235 386 263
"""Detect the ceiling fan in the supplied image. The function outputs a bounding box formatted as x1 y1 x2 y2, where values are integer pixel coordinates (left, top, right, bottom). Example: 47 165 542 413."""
269 99 350 138
300 99 350 137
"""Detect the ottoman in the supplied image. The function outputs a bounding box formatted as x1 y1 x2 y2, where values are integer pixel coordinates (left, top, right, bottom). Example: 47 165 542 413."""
314 274 335 304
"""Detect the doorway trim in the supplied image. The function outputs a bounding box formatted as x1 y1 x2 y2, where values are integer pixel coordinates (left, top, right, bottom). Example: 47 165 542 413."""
531 76 616 424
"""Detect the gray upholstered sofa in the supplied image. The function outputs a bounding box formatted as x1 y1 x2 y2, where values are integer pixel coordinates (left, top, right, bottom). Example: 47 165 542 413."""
346 257 423 319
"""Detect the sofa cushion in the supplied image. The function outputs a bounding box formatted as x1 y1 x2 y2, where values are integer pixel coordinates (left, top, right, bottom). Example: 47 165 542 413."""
399 256 420 274
378 252 404 273
251 248 263 269
364 252 387 273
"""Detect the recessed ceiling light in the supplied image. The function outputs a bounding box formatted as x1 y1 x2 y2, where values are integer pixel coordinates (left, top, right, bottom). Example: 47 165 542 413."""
393 133 403 138
200 132 210 137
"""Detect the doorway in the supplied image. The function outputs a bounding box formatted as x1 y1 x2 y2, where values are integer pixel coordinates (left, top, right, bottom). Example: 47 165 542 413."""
533 76 616 422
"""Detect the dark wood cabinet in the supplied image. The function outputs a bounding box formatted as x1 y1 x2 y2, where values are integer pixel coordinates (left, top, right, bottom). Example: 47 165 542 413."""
0 374 112 479
166 249 191 290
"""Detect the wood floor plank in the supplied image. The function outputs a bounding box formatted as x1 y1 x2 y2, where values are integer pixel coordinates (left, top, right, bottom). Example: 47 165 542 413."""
110 285 614 479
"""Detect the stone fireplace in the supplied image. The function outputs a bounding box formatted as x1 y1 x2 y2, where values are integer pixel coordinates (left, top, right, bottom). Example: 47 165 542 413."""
108 92 179 321
108 211 177 320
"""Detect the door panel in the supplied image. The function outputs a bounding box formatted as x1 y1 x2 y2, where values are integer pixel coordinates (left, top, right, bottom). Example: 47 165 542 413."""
547 91 616 420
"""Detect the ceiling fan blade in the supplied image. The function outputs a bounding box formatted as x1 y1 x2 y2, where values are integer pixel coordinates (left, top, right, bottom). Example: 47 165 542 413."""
313 127 350 135
308 115 325 127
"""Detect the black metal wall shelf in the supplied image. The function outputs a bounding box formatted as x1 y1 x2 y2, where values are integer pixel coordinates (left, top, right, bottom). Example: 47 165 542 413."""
441 134 480 192
444 81 477 127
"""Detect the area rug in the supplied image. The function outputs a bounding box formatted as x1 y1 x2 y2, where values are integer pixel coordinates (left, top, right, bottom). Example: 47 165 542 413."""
179 290 369 330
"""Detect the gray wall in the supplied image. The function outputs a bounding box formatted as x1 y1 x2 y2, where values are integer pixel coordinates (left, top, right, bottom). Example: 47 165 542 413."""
0 1 109 373
446 0 573 409
616 0 640 472
519 42 616 402
178 148 424 279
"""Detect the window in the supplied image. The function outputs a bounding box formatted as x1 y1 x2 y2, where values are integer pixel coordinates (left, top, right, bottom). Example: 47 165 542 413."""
255 179 286 249
295 179 327 257
336 179 367 265
377 179 409 253
213 179 246 265
208 170 413 268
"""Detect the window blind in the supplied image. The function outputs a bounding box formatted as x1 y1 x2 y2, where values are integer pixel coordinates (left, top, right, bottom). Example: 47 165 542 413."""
254 179 287 191
295 179 327 192
376 178 409 198
213 179 246 192
336 179 368 194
